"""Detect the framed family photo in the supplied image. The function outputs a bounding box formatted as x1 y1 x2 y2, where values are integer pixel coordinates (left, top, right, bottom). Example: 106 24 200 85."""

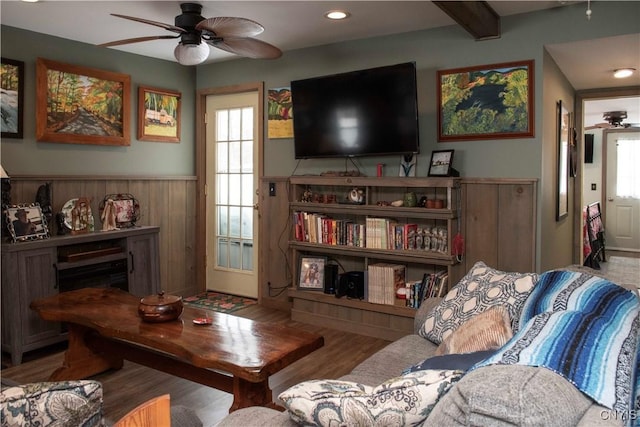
298 256 326 290
437 60 534 142
36 58 131 146
1 58 24 139
138 86 181 142
4 204 50 243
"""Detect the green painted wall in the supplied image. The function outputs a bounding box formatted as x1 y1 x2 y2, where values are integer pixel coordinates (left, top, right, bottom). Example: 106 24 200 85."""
2 1 638 271
1 26 196 176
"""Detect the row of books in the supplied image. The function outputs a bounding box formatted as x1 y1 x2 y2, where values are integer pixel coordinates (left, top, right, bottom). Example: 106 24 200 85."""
293 211 447 252
405 271 449 308
367 263 406 305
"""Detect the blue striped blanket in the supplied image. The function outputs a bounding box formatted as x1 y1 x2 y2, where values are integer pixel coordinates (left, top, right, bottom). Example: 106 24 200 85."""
473 270 640 420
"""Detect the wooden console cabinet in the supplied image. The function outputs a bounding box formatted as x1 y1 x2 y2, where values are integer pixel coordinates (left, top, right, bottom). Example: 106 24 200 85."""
288 176 464 340
1 226 160 365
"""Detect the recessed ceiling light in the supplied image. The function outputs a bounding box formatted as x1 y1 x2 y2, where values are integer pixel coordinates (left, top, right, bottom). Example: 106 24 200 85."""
613 68 636 79
20 0 40 3
325 10 350 20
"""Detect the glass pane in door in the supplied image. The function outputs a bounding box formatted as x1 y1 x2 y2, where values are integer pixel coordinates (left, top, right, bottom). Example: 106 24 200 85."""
215 107 254 272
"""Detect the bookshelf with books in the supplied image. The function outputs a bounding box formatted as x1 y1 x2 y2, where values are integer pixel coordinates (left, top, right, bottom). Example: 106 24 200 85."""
288 176 464 340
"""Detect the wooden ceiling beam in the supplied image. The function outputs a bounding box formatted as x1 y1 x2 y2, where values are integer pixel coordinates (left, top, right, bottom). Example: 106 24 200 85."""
433 1 501 40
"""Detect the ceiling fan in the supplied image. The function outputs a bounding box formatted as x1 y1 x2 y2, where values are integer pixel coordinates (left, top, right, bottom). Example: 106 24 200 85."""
585 110 640 130
98 2 282 66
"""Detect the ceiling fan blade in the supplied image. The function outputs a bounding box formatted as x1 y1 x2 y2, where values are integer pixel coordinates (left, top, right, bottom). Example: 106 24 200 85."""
111 13 186 34
196 17 264 38
99 35 180 47
210 37 282 59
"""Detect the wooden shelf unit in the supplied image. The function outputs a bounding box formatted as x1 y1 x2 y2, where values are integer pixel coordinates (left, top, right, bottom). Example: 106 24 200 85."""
1 226 160 365
288 176 464 340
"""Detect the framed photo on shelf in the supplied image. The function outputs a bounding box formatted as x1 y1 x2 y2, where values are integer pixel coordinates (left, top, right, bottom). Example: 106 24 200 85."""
437 59 534 142
298 256 326 290
138 86 181 142
1 58 24 139
4 203 50 243
36 58 131 146
428 150 455 177
556 100 570 221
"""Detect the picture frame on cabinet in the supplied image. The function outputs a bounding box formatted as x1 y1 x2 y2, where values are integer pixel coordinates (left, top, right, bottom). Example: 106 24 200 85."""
1 58 24 139
298 256 327 290
4 203 50 243
36 57 131 146
428 150 455 177
556 100 570 221
138 86 181 142
437 60 534 142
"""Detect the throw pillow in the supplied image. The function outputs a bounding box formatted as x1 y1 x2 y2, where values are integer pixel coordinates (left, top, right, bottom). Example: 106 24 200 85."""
435 306 513 355
418 261 538 344
279 369 464 427
402 350 497 374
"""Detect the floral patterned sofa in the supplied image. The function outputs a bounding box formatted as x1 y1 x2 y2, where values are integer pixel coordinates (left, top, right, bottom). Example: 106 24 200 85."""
0 380 103 427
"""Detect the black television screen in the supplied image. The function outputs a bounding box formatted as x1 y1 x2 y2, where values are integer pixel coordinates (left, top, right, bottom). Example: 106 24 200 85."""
291 62 419 159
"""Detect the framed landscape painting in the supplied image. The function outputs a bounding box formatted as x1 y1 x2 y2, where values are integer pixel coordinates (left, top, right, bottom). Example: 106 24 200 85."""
36 58 131 146
138 86 181 142
438 60 534 142
1 58 24 139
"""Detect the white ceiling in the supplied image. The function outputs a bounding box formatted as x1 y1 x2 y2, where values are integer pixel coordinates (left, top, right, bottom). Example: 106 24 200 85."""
1 1 639 127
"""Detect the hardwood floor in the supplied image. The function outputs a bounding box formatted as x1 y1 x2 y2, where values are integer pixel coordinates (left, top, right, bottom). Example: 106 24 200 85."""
0 304 392 426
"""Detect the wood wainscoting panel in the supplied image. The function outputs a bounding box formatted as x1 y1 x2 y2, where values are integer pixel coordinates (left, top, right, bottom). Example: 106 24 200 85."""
259 177 291 310
461 179 537 275
8 176 197 298
497 182 537 272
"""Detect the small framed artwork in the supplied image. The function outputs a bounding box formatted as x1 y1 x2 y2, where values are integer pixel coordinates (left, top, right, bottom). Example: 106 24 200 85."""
99 193 140 228
36 58 131 146
437 60 534 141
4 203 50 242
556 100 570 221
428 150 455 177
1 58 24 139
298 256 326 290
138 86 181 142
267 87 293 139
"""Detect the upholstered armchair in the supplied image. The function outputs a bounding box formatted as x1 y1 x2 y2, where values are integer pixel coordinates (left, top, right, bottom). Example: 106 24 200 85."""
0 380 103 426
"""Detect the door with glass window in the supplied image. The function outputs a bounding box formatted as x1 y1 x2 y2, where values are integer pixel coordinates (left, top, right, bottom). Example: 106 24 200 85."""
605 132 640 251
205 92 259 297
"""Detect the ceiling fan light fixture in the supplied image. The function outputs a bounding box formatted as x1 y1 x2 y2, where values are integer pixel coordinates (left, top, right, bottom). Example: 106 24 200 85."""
174 41 210 66
613 68 635 79
324 10 350 20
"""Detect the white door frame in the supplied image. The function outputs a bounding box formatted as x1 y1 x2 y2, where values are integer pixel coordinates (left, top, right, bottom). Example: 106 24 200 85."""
574 87 640 264
603 128 640 251
195 82 264 299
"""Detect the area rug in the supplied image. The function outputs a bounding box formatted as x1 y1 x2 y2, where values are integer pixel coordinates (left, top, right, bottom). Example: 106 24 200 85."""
183 291 257 314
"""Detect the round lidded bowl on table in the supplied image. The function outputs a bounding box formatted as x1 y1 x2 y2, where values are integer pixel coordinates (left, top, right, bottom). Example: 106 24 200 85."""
138 291 183 322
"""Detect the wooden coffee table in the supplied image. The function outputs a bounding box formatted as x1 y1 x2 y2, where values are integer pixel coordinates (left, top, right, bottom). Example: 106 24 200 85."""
30 287 324 412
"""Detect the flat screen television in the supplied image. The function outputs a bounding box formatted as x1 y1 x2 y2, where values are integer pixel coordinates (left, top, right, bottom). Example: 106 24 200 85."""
291 62 419 159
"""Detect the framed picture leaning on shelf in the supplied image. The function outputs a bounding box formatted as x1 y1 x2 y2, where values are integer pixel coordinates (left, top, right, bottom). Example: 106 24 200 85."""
298 256 326 290
428 150 455 177
4 203 50 242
